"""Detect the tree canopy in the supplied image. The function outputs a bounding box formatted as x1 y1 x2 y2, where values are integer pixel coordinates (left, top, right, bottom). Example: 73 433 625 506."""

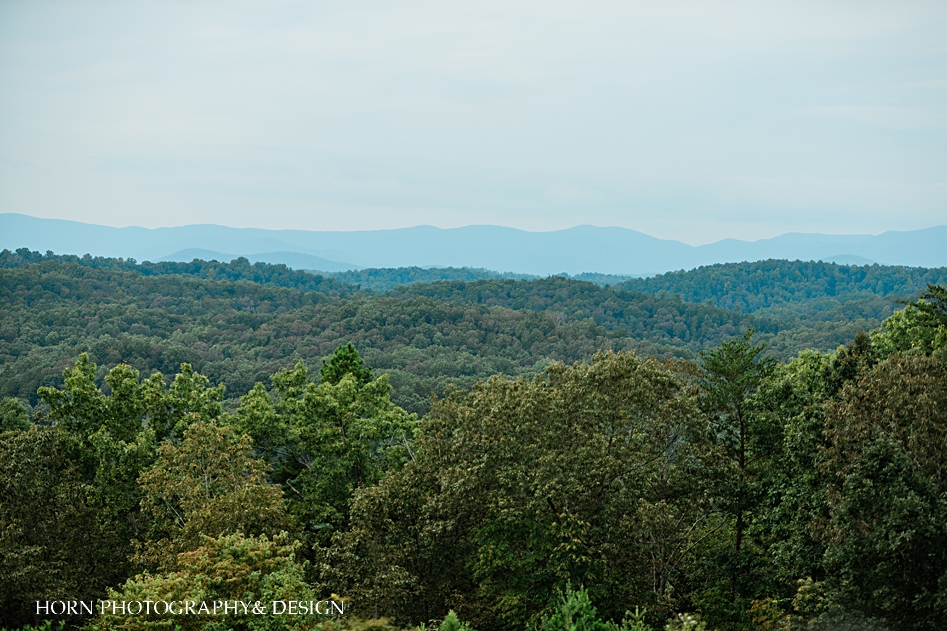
2 250 947 631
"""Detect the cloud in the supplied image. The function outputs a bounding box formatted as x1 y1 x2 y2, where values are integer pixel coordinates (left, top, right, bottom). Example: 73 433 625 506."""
0 0 946 244
806 105 947 132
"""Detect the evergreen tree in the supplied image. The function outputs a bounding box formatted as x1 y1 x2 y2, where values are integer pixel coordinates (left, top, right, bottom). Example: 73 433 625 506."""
698 329 777 624
321 343 374 386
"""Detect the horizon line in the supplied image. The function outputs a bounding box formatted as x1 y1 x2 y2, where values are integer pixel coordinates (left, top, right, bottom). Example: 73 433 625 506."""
3 212 945 246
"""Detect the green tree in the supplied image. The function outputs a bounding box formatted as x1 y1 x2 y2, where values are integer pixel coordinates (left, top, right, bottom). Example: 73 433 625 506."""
697 330 777 623
230 361 415 550
96 532 320 631
0 357 183 625
147 362 225 442
0 397 30 431
324 352 712 630
135 420 291 570
0 428 97 626
914 283 947 326
875 283 947 361
541 584 652 631
322 343 374 386
35 356 226 586
819 353 947 629
750 351 833 600
440 610 477 631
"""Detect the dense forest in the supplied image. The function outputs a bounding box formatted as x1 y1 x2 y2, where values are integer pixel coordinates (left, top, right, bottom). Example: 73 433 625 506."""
0 254 693 416
326 267 636 291
616 259 947 313
4 249 944 416
2 249 947 630
327 266 536 291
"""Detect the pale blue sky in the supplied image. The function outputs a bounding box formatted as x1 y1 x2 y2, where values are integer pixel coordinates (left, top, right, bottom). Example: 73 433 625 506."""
0 1 945 244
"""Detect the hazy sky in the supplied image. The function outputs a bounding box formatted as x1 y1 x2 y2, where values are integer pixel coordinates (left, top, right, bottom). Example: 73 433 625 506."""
1 1 945 244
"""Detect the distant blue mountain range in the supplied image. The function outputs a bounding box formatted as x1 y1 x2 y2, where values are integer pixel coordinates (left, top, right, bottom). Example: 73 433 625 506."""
2 213 945 275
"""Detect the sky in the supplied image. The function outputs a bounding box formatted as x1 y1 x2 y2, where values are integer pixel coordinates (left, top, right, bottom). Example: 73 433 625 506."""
0 1 945 245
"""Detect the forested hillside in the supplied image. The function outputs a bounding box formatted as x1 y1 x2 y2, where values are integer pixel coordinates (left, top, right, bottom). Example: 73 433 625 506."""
4 251 936 416
324 266 633 291
326 265 535 291
1 252 718 415
389 275 890 358
2 268 945 630
618 259 947 313
0 248 356 295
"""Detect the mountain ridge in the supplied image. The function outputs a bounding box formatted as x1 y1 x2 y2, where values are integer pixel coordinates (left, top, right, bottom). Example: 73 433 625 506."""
2 213 944 275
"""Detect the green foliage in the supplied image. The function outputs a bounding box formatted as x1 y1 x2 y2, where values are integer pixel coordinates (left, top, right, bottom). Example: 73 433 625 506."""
541 584 653 631
696 330 778 625
912 283 947 324
324 352 713 630
751 352 835 598
819 353 947 629
0 259 689 416
618 261 947 359
5 254 947 631
0 247 357 295
95 532 319 631
391 274 890 359
314 619 403 631
391 276 771 345
328 266 535 291
874 284 947 361
135 420 292 570
322 343 374 385
439 610 476 631
663 614 706 631
1 622 65 631
6 254 936 419
617 259 947 314
0 356 233 627
567 272 637 286
541 584 611 631
0 427 100 625
0 397 30 431
699 329 778 459
229 361 416 549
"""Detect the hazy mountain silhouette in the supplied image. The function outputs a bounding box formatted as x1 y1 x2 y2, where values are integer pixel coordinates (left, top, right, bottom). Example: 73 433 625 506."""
2 213 944 275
